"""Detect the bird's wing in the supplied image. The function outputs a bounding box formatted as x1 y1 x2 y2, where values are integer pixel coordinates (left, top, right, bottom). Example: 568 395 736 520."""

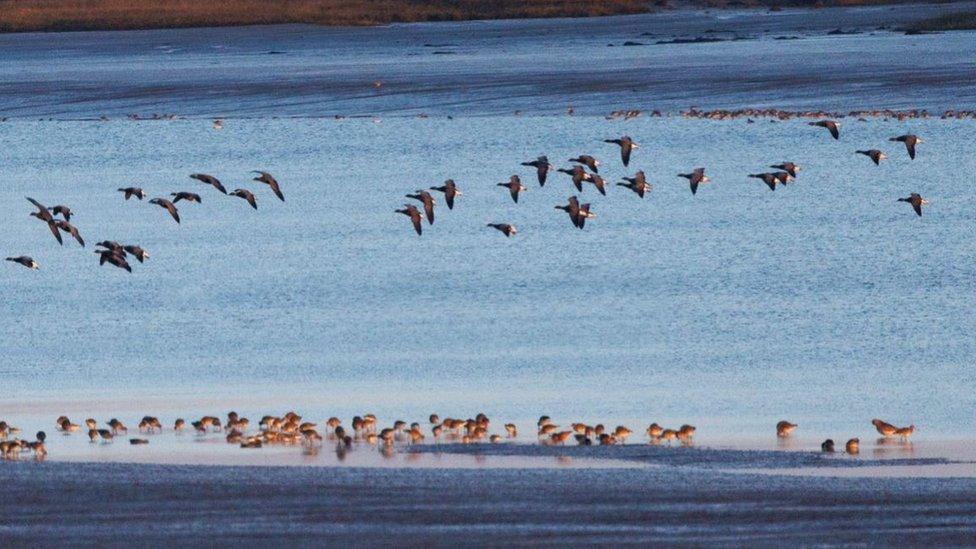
47 221 63 245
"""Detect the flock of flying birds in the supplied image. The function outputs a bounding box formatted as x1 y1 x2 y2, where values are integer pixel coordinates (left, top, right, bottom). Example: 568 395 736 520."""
5 171 285 272
396 121 928 237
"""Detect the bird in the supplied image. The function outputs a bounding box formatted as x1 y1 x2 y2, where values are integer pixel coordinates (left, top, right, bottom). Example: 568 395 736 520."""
871 419 898 437
678 168 709 195
123 245 150 263
821 439 835 452
587 174 608 196
54 220 85 247
856 149 886 165
771 171 793 185
27 197 64 245
889 134 922 159
252 171 285 201
776 421 797 437
429 179 460 209
50 205 73 221
809 120 840 139
95 250 131 273
575 203 595 229
118 187 146 201
555 196 584 228
557 165 592 192
170 192 202 204
521 156 554 186
213 119 223 130
769 162 800 178
230 189 258 210
497 176 526 203
487 223 517 237
5 256 38 270
604 136 639 166
406 190 436 223
846 438 860 454
96 241 124 254
748 172 780 191
569 154 600 173
897 193 928 217
618 171 651 198
396 204 423 235
894 425 916 439
149 198 180 223
189 173 227 194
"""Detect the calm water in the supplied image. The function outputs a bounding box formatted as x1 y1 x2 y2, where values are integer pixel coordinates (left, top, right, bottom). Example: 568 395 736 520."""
0 114 973 441
0 6 974 449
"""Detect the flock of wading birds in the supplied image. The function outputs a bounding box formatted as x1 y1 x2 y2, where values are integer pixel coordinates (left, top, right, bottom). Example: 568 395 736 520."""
0 412 915 460
395 121 927 237
5 168 285 272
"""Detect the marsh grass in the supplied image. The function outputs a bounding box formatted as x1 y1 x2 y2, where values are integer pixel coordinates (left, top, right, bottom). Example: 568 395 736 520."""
0 0 651 32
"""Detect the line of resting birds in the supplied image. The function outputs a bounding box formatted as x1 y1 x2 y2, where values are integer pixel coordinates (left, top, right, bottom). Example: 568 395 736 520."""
5 171 285 273
396 121 927 237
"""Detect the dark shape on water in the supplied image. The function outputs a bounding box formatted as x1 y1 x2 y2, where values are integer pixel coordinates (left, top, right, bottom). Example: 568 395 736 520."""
487 223 517 237
5 256 38 270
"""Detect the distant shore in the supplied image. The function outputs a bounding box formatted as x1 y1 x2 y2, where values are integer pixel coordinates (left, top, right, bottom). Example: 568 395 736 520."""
0 0 970 33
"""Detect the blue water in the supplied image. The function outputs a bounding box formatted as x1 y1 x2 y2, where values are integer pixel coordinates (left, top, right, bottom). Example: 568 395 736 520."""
1 113 973 440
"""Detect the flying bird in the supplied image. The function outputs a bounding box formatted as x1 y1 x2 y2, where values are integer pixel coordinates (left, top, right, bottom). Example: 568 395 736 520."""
5 256 38 270
557 165 591 192
889 134 922 159
569 154 600 173
856 149 886 165
406 190 436 223
618 171 651 198
497 176 526 203
587 174 608 196
520 156 554 186
50 205 73 221
26 197 63 245
748 172 780 191
429 179 460 210
897 193 928 217
487 223 517 237
396 204 423 235
123 245 150 263
252 171 285 201
170 192 202 204
118 187 146 201
770 162 800 178
604 136 638 166
230 189 258 209
54 220 85 247
149 198 181 223
678 168 709 195
555 196 582 228
189 173 227 194
809 120 840 139
95 250 132 273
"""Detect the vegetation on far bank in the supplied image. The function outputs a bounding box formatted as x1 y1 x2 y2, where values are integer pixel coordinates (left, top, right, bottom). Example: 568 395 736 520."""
0 0 651 33
906 11 976 31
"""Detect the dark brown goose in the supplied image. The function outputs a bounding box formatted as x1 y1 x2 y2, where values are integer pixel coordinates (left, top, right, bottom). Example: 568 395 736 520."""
170 192 202 204
889 134 922 159
396 204 423 235
557 165 592 192
95 250 132 273
618 171 651 198
771 171 793 185
856 149 886 165
520 156 554 186
770 162 800 178
587 174 608 196
26 197 63 245
576 203 595 229
118 187 146 201
809 119 840 139
487 223 517 237
230 188 258 210
123 245 150 263
406 190 436 223
604 136 639 166
189 173 227 194
51 205 73 221
429 179 460 210
149 198 181 223
678 168 709 195
96 241 124 254
748 173 780 191
497 176 526 203
5 256 38 270
897 193 928 217
555 196 582 227
54 220 85 247
252 171 285 201
569 154 600 173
